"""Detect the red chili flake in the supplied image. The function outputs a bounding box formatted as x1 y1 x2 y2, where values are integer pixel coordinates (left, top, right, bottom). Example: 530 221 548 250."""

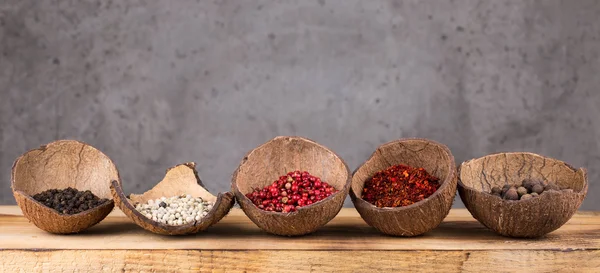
362 164 441 208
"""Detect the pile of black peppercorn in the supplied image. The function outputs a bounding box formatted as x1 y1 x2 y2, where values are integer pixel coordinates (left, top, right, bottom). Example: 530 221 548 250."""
33 187 109 215
489 178 562 201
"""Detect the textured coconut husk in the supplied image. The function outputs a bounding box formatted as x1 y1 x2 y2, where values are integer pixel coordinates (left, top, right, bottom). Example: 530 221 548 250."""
110 162 234 235
231 136 351 236
350 138 457 236
458 152 588 238
11 140 118 234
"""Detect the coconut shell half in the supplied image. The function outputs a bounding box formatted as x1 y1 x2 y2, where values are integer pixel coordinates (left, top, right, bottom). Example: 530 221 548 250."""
11 140 118 234
458 152 588 238
350 138 458 236
110 162 234 235
231 136 351 236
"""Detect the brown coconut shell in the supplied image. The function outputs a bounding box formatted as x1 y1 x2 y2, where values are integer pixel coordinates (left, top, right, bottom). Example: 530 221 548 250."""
458 152 588 238
231 136 351 236
11 140 118 234
110 162 234 235
350 138 458 236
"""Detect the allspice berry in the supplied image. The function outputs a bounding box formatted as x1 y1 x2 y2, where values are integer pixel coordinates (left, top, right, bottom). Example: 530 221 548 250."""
532 184 544 194
522 179 534 190
504 188 519 200
517 186 528 197
523 178 543 191
487 180 565 201
520 194 533 200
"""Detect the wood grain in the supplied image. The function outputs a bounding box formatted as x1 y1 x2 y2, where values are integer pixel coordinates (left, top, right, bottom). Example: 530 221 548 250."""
1 207 598 250
1 250 599 273
1 207 599 272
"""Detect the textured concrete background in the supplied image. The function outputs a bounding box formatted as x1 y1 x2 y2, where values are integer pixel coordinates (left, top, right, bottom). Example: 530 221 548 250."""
0 0 598 210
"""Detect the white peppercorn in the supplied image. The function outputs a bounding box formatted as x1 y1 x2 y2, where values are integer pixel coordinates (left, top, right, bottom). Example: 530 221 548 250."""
135 194 214 226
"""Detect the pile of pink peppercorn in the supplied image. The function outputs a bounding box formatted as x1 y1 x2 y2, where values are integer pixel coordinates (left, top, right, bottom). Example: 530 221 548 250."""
245 170 338 212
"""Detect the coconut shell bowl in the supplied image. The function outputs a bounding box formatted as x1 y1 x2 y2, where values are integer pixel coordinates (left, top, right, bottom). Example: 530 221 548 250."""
11 140 119 234
110 162 234 235
458 152 588 238
350 138 458 236
231 136 352 236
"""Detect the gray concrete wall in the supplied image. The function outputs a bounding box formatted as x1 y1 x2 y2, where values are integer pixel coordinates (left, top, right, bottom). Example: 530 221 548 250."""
0 0 598 210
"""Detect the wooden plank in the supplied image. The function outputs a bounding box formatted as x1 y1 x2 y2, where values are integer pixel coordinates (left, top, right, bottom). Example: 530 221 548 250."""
0 207 598 251
1 250 599 272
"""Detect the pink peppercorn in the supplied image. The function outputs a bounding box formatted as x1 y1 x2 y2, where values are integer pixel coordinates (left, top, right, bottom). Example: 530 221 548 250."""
245 170 338 212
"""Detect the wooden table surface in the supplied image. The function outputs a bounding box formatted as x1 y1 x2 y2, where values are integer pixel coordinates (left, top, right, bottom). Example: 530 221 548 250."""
1 206 599 272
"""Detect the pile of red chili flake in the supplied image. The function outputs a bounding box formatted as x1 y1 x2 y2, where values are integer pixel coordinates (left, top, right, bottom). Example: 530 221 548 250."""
362 164 441 208
245 170 338 213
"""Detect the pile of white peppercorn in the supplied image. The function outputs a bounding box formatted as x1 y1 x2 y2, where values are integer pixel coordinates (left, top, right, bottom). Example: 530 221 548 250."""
135 194 213 226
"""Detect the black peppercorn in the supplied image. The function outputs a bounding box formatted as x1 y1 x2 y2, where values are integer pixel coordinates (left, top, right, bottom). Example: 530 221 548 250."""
159 201 167 208
33 188 109 215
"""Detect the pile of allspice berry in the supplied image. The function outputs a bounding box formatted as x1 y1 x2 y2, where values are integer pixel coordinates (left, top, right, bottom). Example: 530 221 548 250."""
490 178 562 200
